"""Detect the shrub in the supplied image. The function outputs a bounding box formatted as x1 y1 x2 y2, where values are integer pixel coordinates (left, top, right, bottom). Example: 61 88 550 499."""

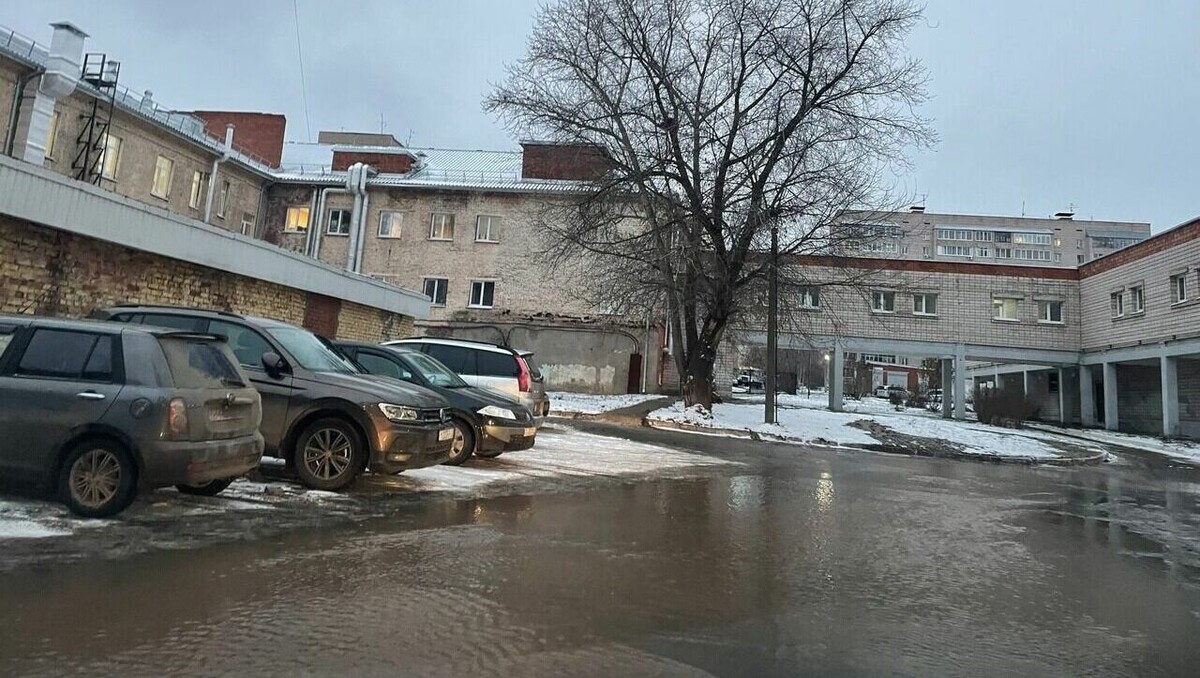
888 390 905 410
973 386 1039 427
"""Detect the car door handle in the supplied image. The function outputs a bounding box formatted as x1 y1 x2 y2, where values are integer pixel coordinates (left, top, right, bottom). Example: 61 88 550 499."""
75 391 106 401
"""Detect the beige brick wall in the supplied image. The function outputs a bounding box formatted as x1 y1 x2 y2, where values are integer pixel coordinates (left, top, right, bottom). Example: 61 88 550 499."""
1079 234 1200 351
336 300 414 342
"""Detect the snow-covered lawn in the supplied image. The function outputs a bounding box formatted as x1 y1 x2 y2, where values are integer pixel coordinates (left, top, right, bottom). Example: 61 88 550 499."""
549 391 665 415
649 398 1091 461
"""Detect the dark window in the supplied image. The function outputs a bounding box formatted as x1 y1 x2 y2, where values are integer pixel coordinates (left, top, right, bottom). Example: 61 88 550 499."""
160 338 243 388
16 329 112 381
423 278 448 306
327 209 352 236
424 343 475 375
356 352 412 382
1048 372 1060 394
207 320 274 369
140 314 206 331
477 350 518 377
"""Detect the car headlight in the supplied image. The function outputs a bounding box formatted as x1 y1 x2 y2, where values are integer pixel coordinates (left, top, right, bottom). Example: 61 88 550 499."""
477 405 516 420
378 403 419 422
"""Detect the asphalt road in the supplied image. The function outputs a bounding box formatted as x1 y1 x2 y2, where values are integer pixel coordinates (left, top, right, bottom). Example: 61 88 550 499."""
1 422 1198 676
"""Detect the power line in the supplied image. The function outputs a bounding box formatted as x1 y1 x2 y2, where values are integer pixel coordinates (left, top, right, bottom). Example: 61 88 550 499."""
292 0 313 142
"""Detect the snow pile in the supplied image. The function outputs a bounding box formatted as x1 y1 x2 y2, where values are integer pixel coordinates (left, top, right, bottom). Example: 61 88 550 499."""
649 401 876 447
1028 425 1200 463
549 392 665 415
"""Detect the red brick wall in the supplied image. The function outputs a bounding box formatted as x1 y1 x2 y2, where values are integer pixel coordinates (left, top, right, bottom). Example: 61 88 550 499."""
521 143 613 181
191 111 287 167
1079 218 1200 278
303 294 341 337
332 151 413 174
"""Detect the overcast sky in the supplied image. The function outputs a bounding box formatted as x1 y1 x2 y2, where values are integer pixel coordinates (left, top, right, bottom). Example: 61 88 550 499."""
4 0 1197 231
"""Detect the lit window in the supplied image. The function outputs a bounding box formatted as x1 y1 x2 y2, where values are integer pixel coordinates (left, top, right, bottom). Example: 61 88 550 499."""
429 213 455 240
378 211 403 238
913 293 937 316
798 287 820 309
189 170 208 209
151 156 174 199
475 215 500 242
45 109 59 158
1037 300 1063 324
871 291 895 313
423 278 448 306
1111 291 1124 317
217 180 231 218
469 280 495 309
284 206 310 233
1130 285 1144 313
326 209 352 236
96 133 122 180
1171 273 1189 304
993 297 1019 321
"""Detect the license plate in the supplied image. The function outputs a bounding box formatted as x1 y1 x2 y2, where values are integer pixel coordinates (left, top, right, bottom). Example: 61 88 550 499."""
438 427 454 441
523 427 536 437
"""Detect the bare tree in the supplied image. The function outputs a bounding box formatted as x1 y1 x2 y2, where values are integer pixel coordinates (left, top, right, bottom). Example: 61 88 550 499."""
487 0 932 409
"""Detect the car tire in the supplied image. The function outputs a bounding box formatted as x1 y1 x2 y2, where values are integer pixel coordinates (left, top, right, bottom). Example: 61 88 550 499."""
474 449 503 459
58 439 138 519
293 418 363 491
445 418 475 466
175 477 235 496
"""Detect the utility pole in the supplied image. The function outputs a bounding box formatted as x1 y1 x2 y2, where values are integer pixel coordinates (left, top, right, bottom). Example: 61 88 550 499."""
765 221 778 424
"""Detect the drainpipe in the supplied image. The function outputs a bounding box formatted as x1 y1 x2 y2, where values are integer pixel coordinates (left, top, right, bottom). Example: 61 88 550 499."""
19 22 86 164
312 183 349 261
303 186 319 254
345 162 365 272
203 123 234 223
4 67 43 157
353 165 373 273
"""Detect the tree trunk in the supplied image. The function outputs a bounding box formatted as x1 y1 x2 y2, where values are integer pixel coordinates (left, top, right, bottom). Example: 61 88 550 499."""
681 353 716 411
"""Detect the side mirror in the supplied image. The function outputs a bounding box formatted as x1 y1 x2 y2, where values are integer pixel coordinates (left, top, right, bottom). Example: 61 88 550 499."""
261 351 287 378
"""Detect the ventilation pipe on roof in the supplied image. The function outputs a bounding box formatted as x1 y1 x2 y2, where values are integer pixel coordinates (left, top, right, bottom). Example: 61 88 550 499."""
352 164 374 273
20 22 87 165
345 162 374 273
203 123 234 223
312 169 353 261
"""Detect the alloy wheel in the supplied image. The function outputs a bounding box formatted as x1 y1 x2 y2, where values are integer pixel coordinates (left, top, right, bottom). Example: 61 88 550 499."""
68 448 123 509
303 428 354 480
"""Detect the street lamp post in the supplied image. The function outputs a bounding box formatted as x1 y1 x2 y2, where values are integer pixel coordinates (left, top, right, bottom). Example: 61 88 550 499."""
765 221 778 424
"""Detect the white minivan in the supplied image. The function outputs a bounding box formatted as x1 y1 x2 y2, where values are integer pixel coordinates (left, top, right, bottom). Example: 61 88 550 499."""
384 337 550 424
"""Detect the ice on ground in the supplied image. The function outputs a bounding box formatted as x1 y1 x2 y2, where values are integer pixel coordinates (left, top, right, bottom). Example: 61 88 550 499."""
0 500 74 539
549 392 665 415
1027 424 1200 463
649 402 876 447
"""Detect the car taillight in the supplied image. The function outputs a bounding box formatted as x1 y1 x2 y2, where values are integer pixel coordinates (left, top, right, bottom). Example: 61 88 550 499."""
168 398 189 436
516 355 531 392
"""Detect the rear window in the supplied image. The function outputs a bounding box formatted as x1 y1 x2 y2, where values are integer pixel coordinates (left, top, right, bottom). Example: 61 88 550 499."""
424 343 476 375
160 338 246 388
0 332 13 359
477 350 518 377
16 329 115 381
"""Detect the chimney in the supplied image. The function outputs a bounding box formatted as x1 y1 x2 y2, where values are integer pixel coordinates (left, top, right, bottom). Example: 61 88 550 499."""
224 123 235 152
21 22 88 164
140 89 154 111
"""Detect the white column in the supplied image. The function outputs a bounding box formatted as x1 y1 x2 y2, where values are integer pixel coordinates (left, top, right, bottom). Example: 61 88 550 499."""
1080 364 1096 427
1103 362 1119 432
1161 353 1179 438
953 344 967 420
1057 367 1067 424
827 343 844 412
941 358 953 419
1022 370 1030 396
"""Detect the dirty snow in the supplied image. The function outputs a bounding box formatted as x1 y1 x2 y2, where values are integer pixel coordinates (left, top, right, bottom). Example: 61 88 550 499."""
549 392 665 415
649 401 877 447
0 500 75 539
1026 424 1200 463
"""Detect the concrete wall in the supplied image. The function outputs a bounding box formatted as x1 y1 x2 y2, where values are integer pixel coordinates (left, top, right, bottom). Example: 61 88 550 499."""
1078 220 1200 351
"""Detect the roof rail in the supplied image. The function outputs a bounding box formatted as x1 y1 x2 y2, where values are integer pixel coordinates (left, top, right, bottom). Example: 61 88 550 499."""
396 335 511 350
110 303 244 318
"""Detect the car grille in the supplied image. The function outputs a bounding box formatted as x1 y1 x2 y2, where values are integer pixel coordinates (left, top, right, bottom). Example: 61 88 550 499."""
418 408 447 423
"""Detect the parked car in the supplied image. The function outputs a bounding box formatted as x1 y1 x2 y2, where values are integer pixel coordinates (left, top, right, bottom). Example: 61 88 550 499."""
0 315 263 517
875 384 909 399
383 337 550 423
91 305 454 491
334 341 539 465
926 388 943 403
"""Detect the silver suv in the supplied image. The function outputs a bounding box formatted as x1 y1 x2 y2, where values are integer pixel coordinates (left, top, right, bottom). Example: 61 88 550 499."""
0 316 263 517
384 337 550 423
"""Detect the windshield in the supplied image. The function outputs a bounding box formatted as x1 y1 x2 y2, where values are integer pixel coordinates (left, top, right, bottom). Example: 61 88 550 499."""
398 351 468 388
266 327 359 374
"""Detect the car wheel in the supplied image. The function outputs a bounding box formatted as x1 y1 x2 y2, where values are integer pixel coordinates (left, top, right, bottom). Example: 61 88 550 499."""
474 449 503 459
175 477 235 496
445 418 475 466
293 418 363 491
58 439 138 518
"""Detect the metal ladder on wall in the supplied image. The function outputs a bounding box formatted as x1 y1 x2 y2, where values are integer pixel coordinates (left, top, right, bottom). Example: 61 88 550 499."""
71 53 120 184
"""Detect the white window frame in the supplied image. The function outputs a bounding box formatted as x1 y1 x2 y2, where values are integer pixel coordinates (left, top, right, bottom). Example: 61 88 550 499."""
97 133 122 180
468 280 496 309
188 170 208 210
798 286 820 310
284 206 310 233
475 215 500 243
913 293 937 316
993 297 1020 322
150 155 174 199
429 213 455 240
422 277 448 306
976 247 991 258
216 179 230 218
1111 291 1124 318
1171 273 1188 304
378 211 403 239
937 244 971 257
1130 285 1145 313
326 209 352 236
870 291 895 314
1037 300 1063 324
240 213 255 236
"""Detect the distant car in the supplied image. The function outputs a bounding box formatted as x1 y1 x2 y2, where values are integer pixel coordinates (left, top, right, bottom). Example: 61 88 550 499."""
0 315 264 517
91 305 454 491
334 341 538 465
384 337 550 423
876 384 908 399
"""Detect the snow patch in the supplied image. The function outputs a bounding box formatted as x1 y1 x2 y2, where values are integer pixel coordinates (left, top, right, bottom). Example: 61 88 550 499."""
549 392 665 415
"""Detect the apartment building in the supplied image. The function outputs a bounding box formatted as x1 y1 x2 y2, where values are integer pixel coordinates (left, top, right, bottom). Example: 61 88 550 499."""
839 208 1150 267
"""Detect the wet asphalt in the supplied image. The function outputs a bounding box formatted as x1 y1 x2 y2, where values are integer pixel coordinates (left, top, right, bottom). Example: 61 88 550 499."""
1 421 1198 677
